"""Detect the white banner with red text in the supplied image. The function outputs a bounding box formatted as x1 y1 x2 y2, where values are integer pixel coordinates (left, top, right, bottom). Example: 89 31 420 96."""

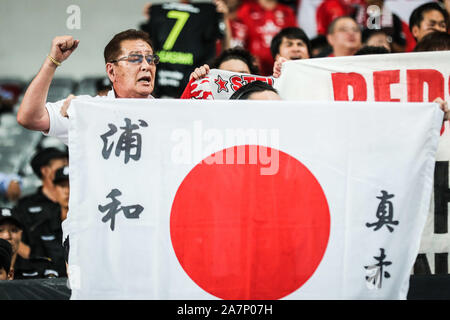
275 51 450 275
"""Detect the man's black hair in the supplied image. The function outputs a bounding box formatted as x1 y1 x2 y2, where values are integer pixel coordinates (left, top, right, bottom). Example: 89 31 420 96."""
211 47 259 74
229 80 278 100
361 28 391 44
409 2 449 33
354 46 390 55
270 27 312 59
413 30 450 51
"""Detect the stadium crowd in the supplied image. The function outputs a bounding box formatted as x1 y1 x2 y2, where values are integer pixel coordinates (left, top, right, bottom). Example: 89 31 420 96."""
0 0 449 283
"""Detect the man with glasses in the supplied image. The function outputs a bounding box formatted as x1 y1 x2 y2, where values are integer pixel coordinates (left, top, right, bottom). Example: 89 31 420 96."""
17 29 159 145
326 16 362 57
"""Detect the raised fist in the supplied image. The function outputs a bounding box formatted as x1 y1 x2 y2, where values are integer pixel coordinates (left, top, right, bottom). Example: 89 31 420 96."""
49 36 79 64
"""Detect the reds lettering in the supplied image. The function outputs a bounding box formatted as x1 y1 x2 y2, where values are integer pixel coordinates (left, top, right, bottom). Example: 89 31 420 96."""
230 75 274 92
331 69 447 102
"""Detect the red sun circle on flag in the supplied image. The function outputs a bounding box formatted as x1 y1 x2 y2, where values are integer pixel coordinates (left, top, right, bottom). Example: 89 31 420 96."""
170 145 330 300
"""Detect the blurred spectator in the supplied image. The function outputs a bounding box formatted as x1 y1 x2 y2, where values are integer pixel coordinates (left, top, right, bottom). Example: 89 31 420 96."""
211 47 259 74
95 77 112 97
229 80 280 100
439 0 450 18
362 28 391 52
12 147 68 278
0 81 23 115
0 207 25 279
316 0 359 36
222 0 248 49
353 0 414 52
140 0 228 98
354 45 390 55
0 239 13 280
52 166 70 271
0 173 22 203
53 166 69 222
0 87 15 115
180 47 260 99
326 16 362 56
310 35 332 57
271 27 311 78
236 0 297 75
270 27 311 61
413 30 450 51
409 1 449 42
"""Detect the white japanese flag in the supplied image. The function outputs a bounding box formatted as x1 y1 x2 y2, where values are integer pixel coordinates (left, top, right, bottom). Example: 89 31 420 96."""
66 98 442 299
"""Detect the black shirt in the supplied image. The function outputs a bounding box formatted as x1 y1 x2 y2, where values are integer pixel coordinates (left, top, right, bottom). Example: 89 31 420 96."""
13 187 66 278
141 2 224 98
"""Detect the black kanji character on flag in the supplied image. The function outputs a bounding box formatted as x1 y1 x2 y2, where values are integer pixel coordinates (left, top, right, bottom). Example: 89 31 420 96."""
366 190 399 232
100 118 148 164
98 189 144 231
364 248 392 289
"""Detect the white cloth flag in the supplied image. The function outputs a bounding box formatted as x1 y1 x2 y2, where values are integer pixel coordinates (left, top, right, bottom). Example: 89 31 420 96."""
274 51 450 102
66 98 442 299
274 51 450 274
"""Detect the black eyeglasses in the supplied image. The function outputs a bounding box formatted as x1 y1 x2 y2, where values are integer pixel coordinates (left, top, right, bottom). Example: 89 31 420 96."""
110 54 160 65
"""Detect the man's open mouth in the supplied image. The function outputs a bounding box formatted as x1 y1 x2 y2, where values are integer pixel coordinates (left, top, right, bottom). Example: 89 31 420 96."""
138 76 151 84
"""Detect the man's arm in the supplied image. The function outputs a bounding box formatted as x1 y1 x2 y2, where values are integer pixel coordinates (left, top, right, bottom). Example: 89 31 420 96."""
17 36 79 132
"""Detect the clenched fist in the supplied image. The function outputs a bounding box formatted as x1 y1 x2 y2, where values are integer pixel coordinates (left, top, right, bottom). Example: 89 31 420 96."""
49 35 79 64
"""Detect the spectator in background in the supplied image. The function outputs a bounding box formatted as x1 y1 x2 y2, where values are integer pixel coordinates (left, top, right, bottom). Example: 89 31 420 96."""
362 28 391 52
180 47 260 99
409 2 449 42
221 0 247 49
236 0 297 75
0 208 25 279
211 47 259 75
229 80 281 100
316 0 359 36
413 30 450 51
12 147 68 278
270 27 311 62
0 239 13 280
439 0 450 18
0 173 22 203
140 0 229 98
326 16 362 57
354 45 389 55
95 77 112 97
353 0 414 52
52 166 70 272
271 27 311 78
53 166 70 223
310 35 331 57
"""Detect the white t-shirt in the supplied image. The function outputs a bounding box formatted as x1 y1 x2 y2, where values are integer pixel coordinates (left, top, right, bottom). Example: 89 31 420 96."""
44 90 154 145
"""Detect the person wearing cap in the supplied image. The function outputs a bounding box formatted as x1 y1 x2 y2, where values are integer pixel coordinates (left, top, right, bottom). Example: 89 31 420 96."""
0 238 13 280
12 147 68 278
53 166 70 272
271 27 311 78
53 166 70 222
0 208 60 280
